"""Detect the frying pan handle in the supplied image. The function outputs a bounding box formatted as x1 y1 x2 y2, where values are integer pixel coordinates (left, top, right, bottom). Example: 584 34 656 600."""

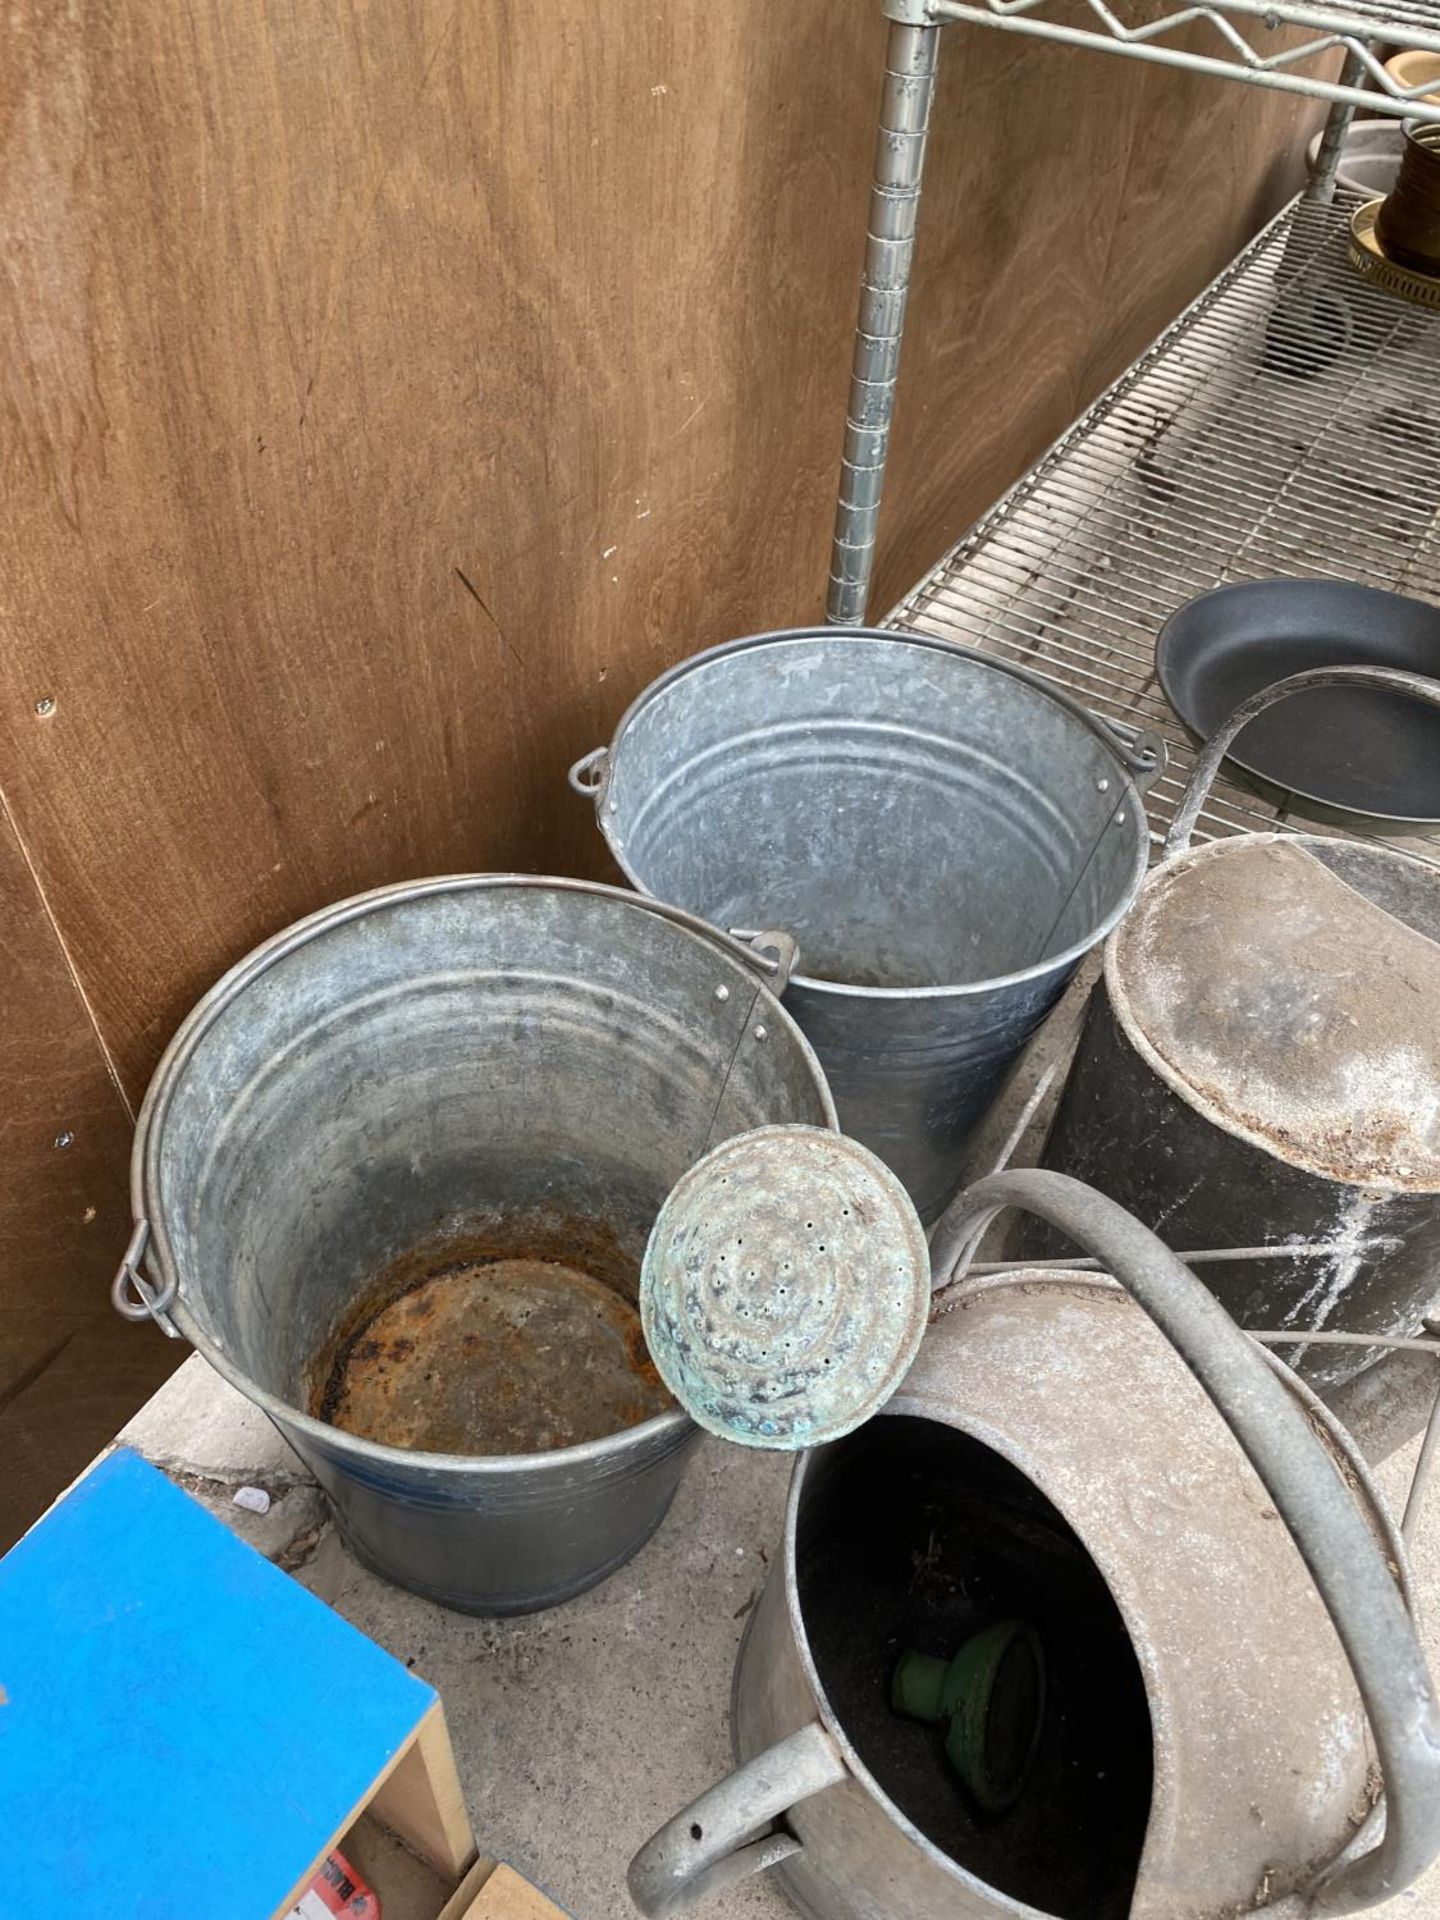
1164 664 1440 858
929 1169 1440 1916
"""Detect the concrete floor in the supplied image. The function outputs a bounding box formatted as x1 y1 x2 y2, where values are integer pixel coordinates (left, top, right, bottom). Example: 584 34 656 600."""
119 1351 1440 1920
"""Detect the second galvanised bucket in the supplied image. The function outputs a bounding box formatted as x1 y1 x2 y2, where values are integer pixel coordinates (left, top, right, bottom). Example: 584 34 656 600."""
111 876 836 1615
570 629 1159 1222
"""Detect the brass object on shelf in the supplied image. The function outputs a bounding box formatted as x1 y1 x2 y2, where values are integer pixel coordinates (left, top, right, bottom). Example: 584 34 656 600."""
1349 197 1440 311
1377 122 1440 273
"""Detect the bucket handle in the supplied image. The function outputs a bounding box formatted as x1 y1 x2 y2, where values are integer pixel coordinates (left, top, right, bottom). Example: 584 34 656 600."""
565 747 797 987
567 745 610 799
109 888 799 1339
1164 664 1440 858
929 1168 1440 1917
934 642 1167 790
570 697 1167 806
110 1219 181 1337
627 1721 847 1918
1092 715 1166 791
726 928 799 994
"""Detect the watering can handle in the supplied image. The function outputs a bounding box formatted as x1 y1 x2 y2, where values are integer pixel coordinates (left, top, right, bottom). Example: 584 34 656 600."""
627 1721 847 1917
1164 664 1440 858
929 1168 1440 1916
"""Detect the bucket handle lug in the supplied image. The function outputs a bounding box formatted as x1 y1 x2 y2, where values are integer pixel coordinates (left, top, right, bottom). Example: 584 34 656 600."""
1165 664 1440 858
929 1168 1440 1916
567 745 611 800
627 1721 846 1917
596 896 799 991
1096 719 1165 792
728 928 799 994
111 1220 181 1337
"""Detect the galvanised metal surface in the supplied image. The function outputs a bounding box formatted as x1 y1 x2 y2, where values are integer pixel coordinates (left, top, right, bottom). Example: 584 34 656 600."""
574 628 1155 1224
630 1172 1435 1920
930 1171 1440 1917
117 876 836 1616
1030 669 1440 1390
1031 836 1440 1388
825 18 940 626
639 1127 930 1450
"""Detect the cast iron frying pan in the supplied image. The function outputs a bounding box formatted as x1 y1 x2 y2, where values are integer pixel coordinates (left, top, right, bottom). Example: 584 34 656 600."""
1156 579 1440 826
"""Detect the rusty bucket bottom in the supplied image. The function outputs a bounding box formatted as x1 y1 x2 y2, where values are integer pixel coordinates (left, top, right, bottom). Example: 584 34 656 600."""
310 1219 674 1457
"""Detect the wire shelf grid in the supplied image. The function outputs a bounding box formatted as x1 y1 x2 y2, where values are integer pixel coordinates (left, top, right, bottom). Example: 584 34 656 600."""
887 195 1440 858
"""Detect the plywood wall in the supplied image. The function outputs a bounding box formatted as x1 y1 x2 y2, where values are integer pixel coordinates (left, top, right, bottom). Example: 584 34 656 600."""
0 802 177 1539
0 0 1321 1522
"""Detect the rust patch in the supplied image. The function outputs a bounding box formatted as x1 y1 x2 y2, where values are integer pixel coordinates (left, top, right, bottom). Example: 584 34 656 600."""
308 1209 673 1458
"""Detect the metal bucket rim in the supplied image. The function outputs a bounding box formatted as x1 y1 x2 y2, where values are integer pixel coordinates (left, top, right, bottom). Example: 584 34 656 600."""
778 1268 1410 1911
132 871 835 1478
1104 831 1440 1196
598 626 1152 1001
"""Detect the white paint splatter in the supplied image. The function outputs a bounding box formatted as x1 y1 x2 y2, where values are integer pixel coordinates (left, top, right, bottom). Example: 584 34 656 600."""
1282 1189 1380 1332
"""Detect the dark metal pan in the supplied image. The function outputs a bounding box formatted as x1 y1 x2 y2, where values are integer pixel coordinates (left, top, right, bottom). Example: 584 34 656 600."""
1156 579 1440 828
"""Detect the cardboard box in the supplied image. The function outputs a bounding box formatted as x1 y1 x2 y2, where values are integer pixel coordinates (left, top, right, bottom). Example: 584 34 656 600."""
440 1860 570 1919
338 1820 570 1920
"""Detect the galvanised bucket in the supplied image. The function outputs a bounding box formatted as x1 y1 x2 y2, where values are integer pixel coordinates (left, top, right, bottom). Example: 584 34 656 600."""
571 629 1158 1222
112 876 836 1615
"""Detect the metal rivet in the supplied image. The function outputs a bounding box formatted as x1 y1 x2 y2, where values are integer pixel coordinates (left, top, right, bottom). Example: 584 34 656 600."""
1116 809 1127 823
1096 776 1110 792
754 1025 767 1041
34 696 55 717
714 984 730 1002
54 1130 74 1149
